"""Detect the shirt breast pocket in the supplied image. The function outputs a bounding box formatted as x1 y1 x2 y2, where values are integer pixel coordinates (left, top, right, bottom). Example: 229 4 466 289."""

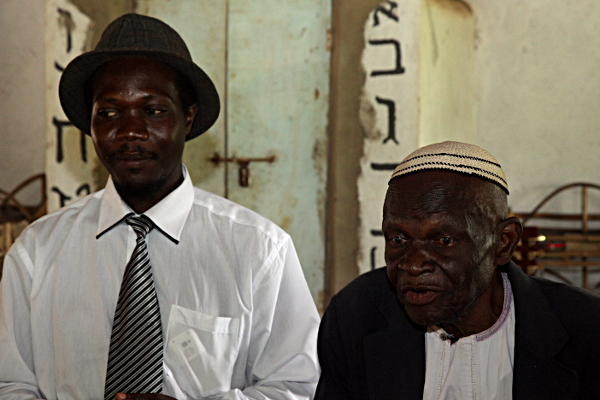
165 304 240 398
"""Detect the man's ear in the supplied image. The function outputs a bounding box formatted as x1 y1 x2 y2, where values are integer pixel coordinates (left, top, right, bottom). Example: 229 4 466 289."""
184 103 199 139
494 216 523 265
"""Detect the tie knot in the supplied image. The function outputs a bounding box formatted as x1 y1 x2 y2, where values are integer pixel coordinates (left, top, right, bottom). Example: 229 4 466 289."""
126 214 154 238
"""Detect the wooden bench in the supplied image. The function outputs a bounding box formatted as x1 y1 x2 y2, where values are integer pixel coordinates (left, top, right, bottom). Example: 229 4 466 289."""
511 183 600 291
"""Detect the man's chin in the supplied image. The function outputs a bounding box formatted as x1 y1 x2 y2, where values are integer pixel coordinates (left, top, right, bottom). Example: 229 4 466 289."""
113 177 166 200
402 305 440 326
401 302 461 327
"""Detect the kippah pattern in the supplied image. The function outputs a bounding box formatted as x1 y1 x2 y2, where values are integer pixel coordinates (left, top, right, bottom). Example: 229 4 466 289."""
389 141 509 194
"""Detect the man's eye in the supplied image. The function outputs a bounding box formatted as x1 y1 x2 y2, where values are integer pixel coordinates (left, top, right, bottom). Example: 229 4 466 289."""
439 236 454 246
147 107 166 115
98 110 117 118
390 236 406 245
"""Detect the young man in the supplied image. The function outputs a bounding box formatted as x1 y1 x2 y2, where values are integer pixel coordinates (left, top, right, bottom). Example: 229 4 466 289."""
0 14 319 400
316 141 600 399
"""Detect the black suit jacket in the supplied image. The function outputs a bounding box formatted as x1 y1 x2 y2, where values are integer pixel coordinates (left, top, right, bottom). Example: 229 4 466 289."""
316 262 600 399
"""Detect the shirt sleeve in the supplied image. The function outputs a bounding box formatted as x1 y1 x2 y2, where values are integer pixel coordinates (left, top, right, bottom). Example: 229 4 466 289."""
0 240 44 400
220 237 321 400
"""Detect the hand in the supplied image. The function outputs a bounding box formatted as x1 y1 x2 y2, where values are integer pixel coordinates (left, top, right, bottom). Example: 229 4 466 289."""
114 393 176 400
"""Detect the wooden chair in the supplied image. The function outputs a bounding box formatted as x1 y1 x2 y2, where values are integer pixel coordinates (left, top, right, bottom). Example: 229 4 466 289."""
511 182 600 290
0 173 47 278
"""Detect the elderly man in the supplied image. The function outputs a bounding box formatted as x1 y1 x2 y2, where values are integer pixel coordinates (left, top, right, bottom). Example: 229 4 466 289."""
0 14 319 400
316 141 600 399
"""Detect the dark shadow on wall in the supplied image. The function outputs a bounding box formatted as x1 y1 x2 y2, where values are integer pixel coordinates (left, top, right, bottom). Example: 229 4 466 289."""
325 0 384 307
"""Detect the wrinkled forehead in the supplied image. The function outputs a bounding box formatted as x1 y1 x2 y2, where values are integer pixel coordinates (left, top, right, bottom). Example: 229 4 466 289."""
384 170 492 222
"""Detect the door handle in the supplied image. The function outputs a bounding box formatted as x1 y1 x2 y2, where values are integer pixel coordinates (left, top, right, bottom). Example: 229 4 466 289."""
209 153 277 187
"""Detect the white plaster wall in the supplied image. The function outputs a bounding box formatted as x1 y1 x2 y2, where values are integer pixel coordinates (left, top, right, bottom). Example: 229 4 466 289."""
419 0 477 147
470 0 600 215
0 0 46 202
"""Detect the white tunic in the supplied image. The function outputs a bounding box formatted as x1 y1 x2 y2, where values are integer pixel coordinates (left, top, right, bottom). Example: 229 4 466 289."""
423 273 515 400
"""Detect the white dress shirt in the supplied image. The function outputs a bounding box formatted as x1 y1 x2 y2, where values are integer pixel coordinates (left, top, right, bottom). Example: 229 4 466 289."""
423 273 515 400
0 167 320 400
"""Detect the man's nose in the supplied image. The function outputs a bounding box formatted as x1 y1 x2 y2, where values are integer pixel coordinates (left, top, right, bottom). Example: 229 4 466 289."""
400 241 435 276
117 112 148 140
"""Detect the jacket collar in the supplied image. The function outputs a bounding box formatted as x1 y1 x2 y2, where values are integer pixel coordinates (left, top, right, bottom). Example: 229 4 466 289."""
505 262 578 399
505 262 568 359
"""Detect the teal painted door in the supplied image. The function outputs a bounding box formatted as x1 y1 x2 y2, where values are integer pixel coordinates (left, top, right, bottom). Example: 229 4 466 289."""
139 1 331 308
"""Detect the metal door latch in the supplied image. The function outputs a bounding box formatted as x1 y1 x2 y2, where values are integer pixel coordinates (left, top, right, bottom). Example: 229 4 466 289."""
209 153 276 187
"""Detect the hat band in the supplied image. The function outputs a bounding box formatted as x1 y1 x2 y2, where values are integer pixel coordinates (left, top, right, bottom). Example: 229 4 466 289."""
391 160 507 186
400 152 502 169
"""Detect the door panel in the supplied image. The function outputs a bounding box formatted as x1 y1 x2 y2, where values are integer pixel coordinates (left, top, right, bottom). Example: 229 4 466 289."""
227 1 330 306
141 0 330 306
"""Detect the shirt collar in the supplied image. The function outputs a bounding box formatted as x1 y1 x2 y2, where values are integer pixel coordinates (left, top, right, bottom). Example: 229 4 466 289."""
96 166 194 244
428 272 514 343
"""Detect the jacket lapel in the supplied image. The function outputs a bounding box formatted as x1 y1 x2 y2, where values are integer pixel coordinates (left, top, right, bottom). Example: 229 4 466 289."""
507 262 579 399
363 291 426 400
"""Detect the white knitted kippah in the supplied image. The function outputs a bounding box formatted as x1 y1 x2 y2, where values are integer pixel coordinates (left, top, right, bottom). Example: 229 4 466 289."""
389 141 509 194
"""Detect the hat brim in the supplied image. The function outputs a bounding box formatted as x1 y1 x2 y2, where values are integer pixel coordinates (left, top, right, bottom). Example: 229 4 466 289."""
59 50 220 141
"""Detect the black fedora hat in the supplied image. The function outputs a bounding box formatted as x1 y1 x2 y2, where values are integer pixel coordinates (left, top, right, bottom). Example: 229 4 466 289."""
59 13 220 140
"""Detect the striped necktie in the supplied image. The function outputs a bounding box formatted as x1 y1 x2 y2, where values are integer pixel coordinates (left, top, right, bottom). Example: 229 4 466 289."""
104 214 163 400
